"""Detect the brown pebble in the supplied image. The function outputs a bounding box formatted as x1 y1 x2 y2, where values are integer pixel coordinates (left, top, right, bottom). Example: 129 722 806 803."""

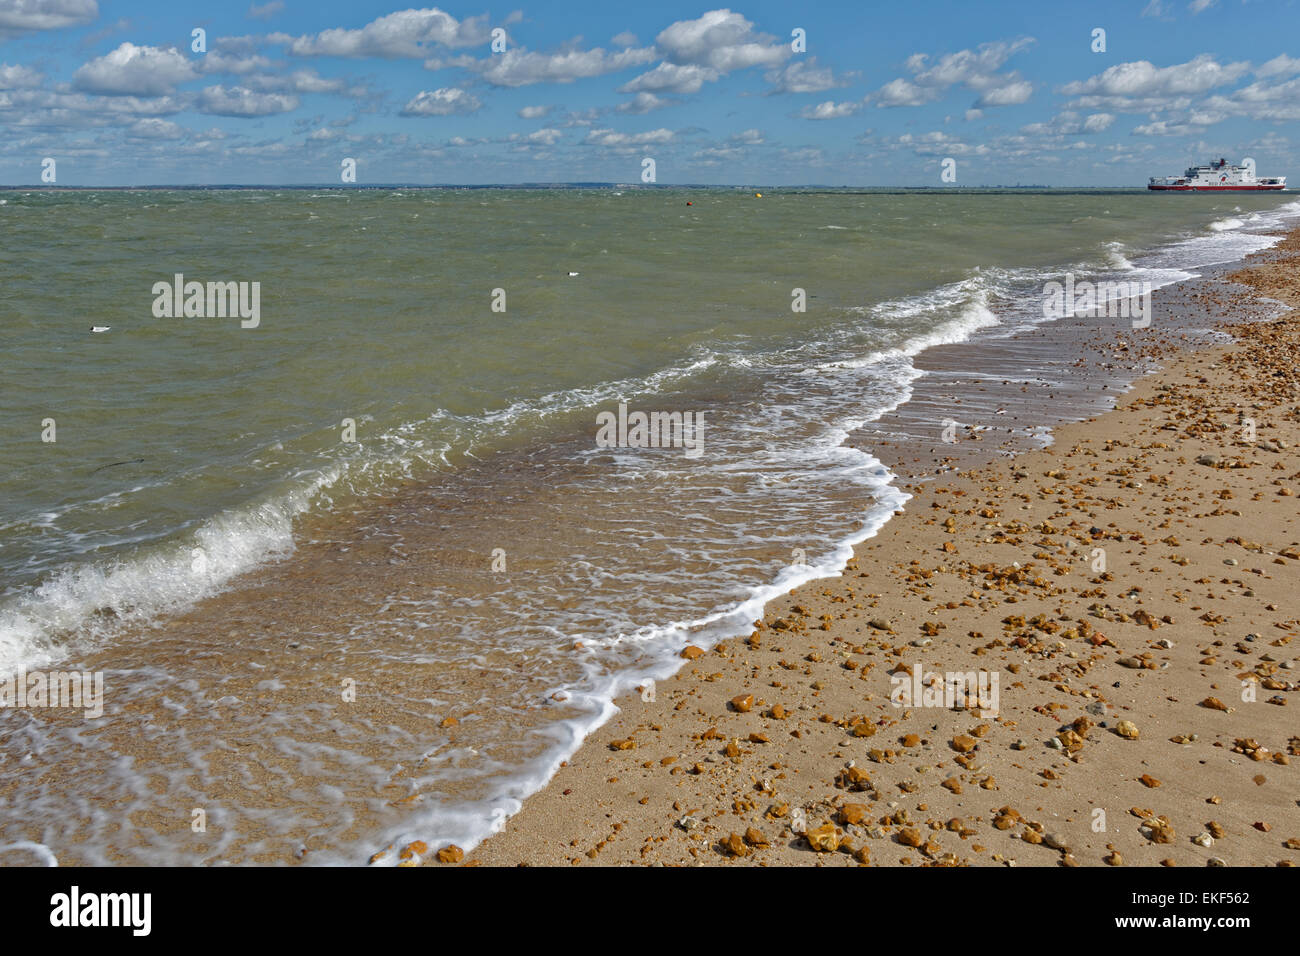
436 845 464 864
807 823 840 852
720 832 749 857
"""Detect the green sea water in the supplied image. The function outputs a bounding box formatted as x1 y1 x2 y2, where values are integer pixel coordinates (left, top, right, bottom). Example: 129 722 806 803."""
3 188 1291 593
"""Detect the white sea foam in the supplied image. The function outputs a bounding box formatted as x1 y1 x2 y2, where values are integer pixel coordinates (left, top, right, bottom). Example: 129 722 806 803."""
1209 216 1245 232
0 467 340 675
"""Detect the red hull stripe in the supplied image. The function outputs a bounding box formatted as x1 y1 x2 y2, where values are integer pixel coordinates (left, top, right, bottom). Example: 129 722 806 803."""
1147 185 1286 191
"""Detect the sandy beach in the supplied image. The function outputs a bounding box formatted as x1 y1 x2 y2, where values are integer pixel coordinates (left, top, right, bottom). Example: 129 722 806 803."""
448 230 1300 868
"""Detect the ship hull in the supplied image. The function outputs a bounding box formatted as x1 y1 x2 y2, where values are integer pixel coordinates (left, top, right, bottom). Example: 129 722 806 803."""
1147 184 1286 191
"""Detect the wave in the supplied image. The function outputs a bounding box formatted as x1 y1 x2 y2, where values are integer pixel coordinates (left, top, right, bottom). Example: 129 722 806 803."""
0 468 341 675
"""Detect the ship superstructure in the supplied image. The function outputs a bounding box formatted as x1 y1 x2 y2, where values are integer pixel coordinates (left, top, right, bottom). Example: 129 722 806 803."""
1149 158 1285 191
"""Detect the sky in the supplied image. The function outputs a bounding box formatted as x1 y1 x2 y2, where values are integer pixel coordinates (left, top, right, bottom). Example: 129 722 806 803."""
1 0 1298 186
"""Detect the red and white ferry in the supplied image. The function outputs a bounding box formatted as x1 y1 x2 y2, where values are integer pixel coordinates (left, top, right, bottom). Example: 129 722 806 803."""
1149 158 1286 191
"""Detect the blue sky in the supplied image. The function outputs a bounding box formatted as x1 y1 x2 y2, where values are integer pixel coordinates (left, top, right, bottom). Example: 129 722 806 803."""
1 0 1297 185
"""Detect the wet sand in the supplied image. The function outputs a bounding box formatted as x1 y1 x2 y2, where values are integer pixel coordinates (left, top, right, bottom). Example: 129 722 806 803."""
454 231 1300 867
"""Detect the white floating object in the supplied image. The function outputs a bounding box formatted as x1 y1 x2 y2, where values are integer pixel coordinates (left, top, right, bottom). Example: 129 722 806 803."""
90 326 110 333
567 271 580 277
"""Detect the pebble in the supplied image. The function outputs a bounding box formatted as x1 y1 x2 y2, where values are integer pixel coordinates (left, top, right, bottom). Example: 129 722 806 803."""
1044 833 1069 852
436 845 464 864
720 833 749 858
838 804 870 826
807 823 840 853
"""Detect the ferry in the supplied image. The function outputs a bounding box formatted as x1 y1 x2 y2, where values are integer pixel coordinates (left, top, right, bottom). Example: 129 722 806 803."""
1148 158 1286 191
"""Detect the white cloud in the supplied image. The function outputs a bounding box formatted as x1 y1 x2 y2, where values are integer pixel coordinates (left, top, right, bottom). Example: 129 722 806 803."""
517 104 551 119
1060 55 1249 111
285 7 489 58
766 57 843 94
618 9 790 98
779 146 825 166
873 38 1034 109
619 61 716 94
454 45 656 87
1083 112 1115 132
510 127 562 146
975 79 1033 107
1257 54 1300 79
907 38 1033 89
690 144 740 165
617 91 673 114
73 43 198 96
582 126 674 148
236 69 347 94
729 128 763 144
400 87 481 116
127 117 184 139
1021 110 1115 135
1131 119 1184 135
874 77 935 107
197 84 299 116
1203 75 1300 122
247 0 283 20
284 70 346 93
1189 0 1217 13
799 99 860 120
893 130 991 157
0 0 97 33
611 31 638 47
198 51 273 75
654 9 787 72
0 62 42 88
